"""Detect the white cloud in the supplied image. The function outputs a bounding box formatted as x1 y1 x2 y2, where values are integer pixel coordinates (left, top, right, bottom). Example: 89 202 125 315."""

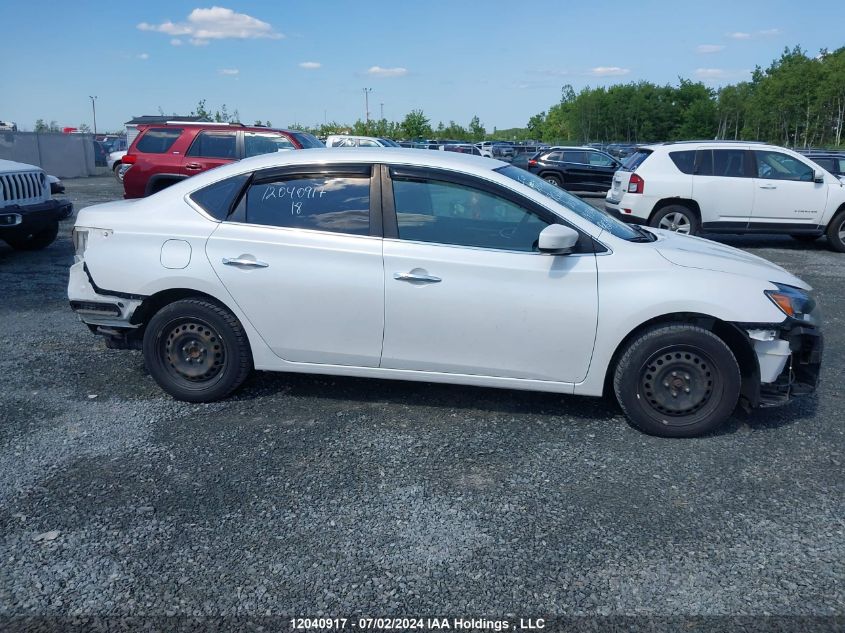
218 68 239 75
170 38 183 46
758 28 781 36
696 44 725 54
590 66 630 77
727 32 752 40
695 68 727 79
367 65 408 78
137 53 150 60
299 61 321 69
138 6 282 46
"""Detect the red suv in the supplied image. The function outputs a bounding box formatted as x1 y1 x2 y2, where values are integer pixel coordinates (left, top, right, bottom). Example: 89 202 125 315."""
122 123 324 198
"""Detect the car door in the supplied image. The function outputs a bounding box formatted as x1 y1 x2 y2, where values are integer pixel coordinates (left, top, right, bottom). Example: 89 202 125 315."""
751 150 828 227
691 148 754 226
585 151 620 190
380 166 599 383
181 130 239 176
561 151 589 189
205 164 385 367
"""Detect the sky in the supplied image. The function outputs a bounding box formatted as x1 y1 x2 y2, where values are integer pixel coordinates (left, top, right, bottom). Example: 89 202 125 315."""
1 1 842 133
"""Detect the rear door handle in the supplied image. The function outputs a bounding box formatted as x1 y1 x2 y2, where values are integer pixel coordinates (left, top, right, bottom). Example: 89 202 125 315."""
393 271 441 283
185 163 203 171
222 256 269 268
759 184 777 190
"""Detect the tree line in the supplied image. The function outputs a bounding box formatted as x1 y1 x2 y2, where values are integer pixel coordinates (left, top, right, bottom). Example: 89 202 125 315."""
527 46 845 148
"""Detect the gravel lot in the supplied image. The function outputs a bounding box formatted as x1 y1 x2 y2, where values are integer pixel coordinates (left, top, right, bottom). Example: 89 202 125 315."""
1 176 843 630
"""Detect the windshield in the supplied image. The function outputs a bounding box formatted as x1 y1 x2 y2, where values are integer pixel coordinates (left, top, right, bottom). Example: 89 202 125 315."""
497 165 646 241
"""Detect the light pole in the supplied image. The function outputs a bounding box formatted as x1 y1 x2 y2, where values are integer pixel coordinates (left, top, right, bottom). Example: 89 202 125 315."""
363 88 372 125
89 95 98 136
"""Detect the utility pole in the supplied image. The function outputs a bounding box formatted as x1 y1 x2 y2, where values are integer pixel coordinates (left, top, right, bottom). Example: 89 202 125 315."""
89 95 98 136
363 88 372 125
380 103 384 120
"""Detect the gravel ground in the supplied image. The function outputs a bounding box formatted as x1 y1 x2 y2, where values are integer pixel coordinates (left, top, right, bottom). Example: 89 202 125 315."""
0 177 842 631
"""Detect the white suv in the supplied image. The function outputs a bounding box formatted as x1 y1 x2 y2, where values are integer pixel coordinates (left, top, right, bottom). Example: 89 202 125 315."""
605 141 845 252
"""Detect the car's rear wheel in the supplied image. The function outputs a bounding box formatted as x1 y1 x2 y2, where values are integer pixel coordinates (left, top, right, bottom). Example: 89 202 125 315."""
113 163 123 181
143 298 252 402
543 174 562 187
613 324 740 437
4 221 59 251
825 212 845 253
650 204 700 236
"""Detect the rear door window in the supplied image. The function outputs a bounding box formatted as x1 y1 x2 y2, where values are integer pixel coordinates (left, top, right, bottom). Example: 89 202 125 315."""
135 128 182 154
562 151 587 164
186 131 238 159
238 169 371 235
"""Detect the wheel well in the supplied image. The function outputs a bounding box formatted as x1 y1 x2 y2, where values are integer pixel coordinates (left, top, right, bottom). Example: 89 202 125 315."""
602 312 760 407
649 198 701 224
828 203 845 228
538 170 562 181
130 288 233 328
146 175 185 196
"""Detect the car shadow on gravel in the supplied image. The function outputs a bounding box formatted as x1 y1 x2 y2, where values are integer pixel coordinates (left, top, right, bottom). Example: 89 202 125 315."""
237 370 623 422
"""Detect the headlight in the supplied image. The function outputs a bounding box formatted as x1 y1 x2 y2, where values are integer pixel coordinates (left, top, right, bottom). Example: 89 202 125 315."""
765 283 815 320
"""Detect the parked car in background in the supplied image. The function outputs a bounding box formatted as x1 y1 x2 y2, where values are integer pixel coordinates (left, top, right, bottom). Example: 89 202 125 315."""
107 150 128 180
443 143 482 156
325 135 398 148
122 122 307 198
69 148 822 438
287 130 326 149
605 141 845 251
476 141 514 160
803 152 845 182
1 159 72 250
527 146 621 192
92 141 108 167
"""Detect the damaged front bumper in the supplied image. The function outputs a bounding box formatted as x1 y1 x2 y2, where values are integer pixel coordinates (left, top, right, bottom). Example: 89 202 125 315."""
741 318 823 408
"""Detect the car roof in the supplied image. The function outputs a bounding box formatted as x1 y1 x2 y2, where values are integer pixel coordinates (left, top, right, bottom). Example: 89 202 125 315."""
137 122 294 133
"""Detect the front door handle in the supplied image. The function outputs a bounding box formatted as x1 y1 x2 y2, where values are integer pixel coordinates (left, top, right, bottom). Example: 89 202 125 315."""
393 271 441 283
222 256 269 268
759 184 777 190
185 163 203 171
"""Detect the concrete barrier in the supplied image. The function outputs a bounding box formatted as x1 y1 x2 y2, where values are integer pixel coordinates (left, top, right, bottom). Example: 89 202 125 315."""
0 131 97 178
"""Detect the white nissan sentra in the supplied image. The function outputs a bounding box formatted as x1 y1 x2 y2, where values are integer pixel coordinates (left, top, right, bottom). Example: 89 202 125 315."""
68 149 823 437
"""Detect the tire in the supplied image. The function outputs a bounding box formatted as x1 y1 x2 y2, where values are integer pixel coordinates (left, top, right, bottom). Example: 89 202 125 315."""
113 163 123 181
613 324 740 438
543 174 562 187
4 221 59 251
825 212 845 253
650 204 700 236
142 298 252 402
790 234 820 243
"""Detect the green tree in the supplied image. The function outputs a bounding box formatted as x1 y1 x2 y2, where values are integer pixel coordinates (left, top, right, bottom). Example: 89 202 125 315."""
400 109 432 139
468 115 485 141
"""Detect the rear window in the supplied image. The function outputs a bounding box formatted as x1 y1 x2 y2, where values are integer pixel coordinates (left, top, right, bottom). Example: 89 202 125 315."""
290 131 325 149
135 128 182 154
620 149 652 171
669 150 696 175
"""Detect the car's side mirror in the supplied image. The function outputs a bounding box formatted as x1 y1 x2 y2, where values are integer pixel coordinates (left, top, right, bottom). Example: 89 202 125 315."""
538 224 579 255
814 170 825 184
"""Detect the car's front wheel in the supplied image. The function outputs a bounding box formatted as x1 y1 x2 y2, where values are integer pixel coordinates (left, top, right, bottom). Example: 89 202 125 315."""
143 298 252 402
825 212 845 253
650 204 700 236
543 174 562 187
613 324 740 437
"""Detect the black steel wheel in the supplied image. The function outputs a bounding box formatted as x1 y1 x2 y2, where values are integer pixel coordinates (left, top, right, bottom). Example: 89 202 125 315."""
143 298 252 402
614 324 740 437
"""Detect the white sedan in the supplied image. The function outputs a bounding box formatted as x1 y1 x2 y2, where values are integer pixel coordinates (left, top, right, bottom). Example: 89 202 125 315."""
68 149 822 437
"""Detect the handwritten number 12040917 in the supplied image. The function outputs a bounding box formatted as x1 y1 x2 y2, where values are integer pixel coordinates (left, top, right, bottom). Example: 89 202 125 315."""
261 184 327 215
